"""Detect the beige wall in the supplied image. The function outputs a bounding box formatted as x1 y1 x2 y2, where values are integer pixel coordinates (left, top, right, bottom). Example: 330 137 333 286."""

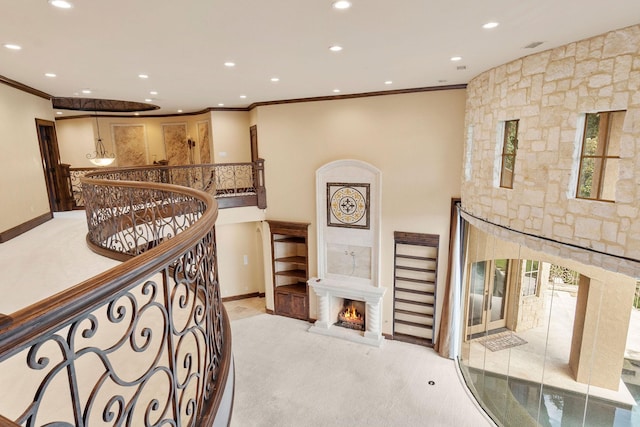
56 112 214 167
216 222 266 298
0 84 54 233
255 89 466 334
210 111 251 163
463 24 640 263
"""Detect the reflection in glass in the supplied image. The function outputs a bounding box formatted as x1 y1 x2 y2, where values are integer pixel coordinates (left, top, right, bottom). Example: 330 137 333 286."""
457 222 639 427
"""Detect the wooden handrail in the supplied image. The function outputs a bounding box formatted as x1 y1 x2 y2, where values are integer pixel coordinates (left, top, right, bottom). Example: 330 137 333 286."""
0 172 233 426
69 161 267 210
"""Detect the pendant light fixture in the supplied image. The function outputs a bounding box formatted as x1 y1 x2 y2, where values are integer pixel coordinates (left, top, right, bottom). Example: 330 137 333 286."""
86 111 115 166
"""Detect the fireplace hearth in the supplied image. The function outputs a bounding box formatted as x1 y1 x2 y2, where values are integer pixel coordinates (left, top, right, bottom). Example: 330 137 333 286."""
308 278 386 347
336 300 365 331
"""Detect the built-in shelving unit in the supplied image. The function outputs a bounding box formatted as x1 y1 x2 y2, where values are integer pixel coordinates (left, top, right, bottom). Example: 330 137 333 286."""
267 220 310 320
393 231 439 347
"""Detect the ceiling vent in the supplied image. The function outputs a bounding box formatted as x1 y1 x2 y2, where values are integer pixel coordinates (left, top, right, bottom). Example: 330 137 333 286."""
456 65 467 71
524 41 544 49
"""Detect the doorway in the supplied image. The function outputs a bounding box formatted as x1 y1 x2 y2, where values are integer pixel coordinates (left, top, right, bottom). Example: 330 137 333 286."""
466 259 510 337
35 119 71 212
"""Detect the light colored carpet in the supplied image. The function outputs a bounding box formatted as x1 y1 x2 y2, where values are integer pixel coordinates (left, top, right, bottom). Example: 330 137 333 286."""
230 314 493 427
0 211 120 314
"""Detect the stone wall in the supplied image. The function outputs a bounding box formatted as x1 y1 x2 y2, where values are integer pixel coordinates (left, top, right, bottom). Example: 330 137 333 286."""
462 24 640 265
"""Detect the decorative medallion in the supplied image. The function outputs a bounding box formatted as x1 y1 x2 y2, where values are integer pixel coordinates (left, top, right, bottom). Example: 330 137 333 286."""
327 182 370 229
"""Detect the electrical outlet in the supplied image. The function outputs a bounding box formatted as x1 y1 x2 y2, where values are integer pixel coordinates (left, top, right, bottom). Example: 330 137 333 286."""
243 254 248 265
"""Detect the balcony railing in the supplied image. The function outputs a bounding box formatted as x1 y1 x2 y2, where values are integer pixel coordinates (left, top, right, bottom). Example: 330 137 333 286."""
0 172 233 425
68 160 267 210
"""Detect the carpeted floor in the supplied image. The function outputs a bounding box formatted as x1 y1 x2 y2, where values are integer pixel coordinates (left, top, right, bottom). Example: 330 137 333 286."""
229 314 494 427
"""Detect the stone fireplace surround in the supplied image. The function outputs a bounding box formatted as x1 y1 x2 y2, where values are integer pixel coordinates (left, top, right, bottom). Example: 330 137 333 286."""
308 159 385 347
308 278 386 347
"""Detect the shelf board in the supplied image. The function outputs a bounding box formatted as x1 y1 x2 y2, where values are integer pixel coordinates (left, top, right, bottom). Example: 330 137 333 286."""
393 333 433 347
396 265 436 273
395 276 436 285
275 256 306 264
396 254 437 262
395 298 434 308
394 308 433 318
275 269 307 279
275 282 307 294
395 287 435 295
275 236 306 244
394 319 431 329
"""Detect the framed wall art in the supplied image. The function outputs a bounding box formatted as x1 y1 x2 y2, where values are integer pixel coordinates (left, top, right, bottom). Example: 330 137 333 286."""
326 182 370 229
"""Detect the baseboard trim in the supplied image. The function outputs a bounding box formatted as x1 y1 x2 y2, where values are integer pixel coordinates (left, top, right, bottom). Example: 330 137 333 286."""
383 333 394 340
265 309 274 315
0 211 53 243
221 292 260 303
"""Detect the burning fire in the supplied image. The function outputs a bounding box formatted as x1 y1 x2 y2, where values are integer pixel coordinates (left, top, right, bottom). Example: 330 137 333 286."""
342 305 361 320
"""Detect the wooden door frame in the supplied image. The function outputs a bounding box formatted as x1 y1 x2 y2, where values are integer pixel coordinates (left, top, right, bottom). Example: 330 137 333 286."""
35 119 72 212
249 125 258 162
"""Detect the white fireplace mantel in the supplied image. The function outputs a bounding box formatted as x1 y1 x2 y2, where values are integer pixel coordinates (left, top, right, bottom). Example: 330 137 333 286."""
308 277 386 347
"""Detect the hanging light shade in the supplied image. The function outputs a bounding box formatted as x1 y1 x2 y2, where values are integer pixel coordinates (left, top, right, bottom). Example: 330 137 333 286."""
86 111 115 166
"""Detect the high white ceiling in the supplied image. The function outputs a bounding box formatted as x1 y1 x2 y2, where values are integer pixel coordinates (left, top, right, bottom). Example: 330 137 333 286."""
1 0 639 115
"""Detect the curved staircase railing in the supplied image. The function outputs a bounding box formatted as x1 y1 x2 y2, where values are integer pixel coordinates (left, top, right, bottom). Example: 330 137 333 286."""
0 170 233 426
69 160 267 210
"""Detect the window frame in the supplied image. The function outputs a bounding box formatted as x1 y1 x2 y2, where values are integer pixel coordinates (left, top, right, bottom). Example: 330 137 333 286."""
575 110 625 202
499 119 519 189
521 259 540 297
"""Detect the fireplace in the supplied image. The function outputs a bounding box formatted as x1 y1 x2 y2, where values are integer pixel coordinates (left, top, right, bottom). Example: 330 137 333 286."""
308 278 385 346
336 300 365 331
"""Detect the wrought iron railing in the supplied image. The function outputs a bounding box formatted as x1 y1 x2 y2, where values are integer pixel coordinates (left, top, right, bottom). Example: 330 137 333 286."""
549 264 580 286
69 160 267 210
0 175 233 426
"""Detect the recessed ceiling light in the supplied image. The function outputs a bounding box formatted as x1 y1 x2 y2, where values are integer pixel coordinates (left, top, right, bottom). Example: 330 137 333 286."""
332 1 351 9
82 89 92 94
177 109 183 113
56 111 63 115
224 62 235 67
134 112 140 116
150 91 158 95
240 95 247 99
271 77 280 82
218 103 225 107
329 45 343 52
482 22 499 29
384 80 393 85
450 56 462 61
45 73 57 78
138 74 149 79
4 44 21 50
144 98 153 102
48 0 73 8
333 89 340 93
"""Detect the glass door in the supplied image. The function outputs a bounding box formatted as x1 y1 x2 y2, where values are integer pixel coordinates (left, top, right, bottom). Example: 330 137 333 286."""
466 259 510 337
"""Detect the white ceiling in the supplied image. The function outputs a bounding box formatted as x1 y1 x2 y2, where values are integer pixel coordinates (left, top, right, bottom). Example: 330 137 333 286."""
1 0 639 115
